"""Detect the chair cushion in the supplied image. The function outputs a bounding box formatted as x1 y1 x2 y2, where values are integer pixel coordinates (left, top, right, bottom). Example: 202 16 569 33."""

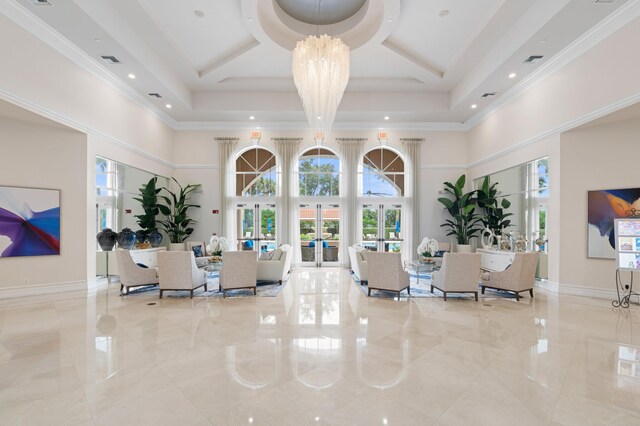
192 245 204 257
271 249 283 260
259 251 274 260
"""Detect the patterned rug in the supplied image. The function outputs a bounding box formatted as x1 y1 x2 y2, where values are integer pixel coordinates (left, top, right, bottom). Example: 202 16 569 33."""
124 278 287 298
349 271 513 300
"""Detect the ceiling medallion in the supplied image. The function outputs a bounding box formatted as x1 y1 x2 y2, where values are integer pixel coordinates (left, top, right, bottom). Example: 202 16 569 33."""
292 34 350 133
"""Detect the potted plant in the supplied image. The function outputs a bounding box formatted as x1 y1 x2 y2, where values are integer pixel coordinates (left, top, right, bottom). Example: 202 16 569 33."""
160 178 201 249
476 176 512 238
207 235 229 262
417 237 438 263
133 176 167 248
437 174 482 252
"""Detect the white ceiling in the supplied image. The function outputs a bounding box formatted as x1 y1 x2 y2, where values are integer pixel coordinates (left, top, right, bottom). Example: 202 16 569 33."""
13 0 631 128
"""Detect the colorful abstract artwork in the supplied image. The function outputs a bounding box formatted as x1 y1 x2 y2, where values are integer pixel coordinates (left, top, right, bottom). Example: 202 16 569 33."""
588 188 640 259
0 186 60 257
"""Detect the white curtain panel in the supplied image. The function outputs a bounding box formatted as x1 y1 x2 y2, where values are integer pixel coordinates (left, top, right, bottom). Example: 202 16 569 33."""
217 138 238 244
338 138 365 267
401 138 423 261
273 138 301 251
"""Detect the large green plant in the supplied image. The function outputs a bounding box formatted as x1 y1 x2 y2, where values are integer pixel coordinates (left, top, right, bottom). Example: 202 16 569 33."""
134 177 167 239
437 175 482 245
161 178 201 243
476 176 512 236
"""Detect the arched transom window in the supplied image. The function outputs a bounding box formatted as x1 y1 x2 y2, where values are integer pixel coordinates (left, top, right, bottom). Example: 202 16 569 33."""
362 148 404 197
298 147 340 197
235 148 277 196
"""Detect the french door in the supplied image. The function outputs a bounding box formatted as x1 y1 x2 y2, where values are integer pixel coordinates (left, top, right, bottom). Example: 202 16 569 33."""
299 203 340 266
236 203 277 252
361 203 403 252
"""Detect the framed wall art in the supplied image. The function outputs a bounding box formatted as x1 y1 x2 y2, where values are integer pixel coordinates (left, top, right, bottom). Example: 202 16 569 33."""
588 188 640 259
0 185 60 257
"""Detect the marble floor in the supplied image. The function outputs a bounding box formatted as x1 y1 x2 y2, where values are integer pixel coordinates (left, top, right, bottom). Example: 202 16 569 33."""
0 268 639 425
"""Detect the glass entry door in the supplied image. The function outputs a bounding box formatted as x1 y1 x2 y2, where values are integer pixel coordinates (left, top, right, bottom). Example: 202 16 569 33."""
361 204 402 252
299 204 340 266
236 203 277 252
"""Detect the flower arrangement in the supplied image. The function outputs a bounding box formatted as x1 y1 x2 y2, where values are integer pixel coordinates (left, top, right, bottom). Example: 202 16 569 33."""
417 237 439 259
207 235 230 256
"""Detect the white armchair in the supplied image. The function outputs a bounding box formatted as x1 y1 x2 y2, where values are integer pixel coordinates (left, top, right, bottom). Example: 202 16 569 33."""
481 252 538 301
431 253 481 301
348 245 368 283
364 251 410 298
185 241 209 268
257 244 292 284
220 251 258 298
114 249 159 294
157 251 208 299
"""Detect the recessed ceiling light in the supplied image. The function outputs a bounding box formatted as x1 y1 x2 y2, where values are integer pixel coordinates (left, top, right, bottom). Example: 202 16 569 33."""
127 73 136 79
249 115 255 120
94 37 101 43
508 72 516 79
439 10 450 17
194 10 205 18
248 17 254 21
471 104 478 109
384 116 390 120
387 18 393 23
165 104 172 109
540 39 548 44
317 116 322 120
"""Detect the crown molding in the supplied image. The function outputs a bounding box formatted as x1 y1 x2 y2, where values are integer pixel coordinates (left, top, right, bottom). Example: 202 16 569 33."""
0 87 175 169
465 0 640 130
174 164 220 170
173 121 467 131
467 91 640 169
0 0 178 128
420 164 467 170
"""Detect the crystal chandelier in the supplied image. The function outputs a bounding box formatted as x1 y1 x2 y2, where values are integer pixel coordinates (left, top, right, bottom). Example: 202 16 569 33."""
292 34 350 133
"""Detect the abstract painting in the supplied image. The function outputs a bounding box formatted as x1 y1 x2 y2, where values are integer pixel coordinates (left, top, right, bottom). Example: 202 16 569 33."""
0 186 60 257
588 188 640 259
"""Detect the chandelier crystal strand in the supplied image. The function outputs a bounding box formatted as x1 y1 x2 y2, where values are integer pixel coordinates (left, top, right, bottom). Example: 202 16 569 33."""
292 34 350 133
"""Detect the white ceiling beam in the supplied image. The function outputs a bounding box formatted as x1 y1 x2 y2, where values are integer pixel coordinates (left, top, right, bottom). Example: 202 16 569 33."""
450 0 570 110
198 40 261 81
380 40 444 80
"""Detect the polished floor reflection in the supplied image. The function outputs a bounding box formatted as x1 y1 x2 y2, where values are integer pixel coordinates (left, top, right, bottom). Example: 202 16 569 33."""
1 268 640 425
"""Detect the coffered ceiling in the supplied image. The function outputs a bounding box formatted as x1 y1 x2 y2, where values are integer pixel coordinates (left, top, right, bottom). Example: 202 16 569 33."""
12 0 632 129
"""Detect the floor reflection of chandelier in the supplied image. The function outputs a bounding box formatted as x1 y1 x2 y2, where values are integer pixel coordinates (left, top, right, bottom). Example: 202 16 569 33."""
292 34 350 133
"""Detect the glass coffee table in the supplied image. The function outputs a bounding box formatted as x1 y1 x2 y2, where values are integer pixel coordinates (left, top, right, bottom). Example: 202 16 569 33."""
404 260 439 285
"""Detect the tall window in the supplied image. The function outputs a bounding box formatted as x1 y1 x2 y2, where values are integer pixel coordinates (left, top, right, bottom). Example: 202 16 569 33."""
236 148 277 196
298 148 340 197
361 148 404 197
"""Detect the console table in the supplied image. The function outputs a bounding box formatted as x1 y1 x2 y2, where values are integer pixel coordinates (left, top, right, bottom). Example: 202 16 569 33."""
477 249 516 272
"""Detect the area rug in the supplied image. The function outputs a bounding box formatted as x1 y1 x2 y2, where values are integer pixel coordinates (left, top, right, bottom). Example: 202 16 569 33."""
124 279 287 298
349 271 512 300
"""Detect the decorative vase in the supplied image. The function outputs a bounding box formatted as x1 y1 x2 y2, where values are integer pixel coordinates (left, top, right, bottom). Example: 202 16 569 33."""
96 228 117 251
481 226 495 249
135 230 147 245
148 230 163 248
117 228 136 249
515 234 527 252
457 244 473 253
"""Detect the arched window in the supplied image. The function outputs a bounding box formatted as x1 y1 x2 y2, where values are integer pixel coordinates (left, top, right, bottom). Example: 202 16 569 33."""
235 148 277 196
362 148 404 197
298 147 340 197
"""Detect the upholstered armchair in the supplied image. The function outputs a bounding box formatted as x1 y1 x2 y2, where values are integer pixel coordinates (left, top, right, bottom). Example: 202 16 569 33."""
257 244 292 284
185 241 209 268
481 252 538 301
431 253 481 301
114 249 159 294
348 245 368 283
364 251 410 298
219 251 258 298
157 251 207 299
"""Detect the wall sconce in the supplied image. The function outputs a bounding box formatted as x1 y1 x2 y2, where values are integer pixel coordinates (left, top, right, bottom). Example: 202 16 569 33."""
314 131 324 145
377 131 388 145
250 131 261 145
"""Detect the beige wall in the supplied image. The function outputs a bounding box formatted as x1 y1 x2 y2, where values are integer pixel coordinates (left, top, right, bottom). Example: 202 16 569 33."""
0 117 88 290
559 117 640 292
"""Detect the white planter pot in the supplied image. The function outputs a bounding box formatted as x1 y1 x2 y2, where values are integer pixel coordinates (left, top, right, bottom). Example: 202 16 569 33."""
168 242 185 251
456 244 473 253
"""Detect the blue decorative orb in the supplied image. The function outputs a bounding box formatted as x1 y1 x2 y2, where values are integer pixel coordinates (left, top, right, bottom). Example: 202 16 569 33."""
96 228 117 251
148 230 163 248
117 228 136 249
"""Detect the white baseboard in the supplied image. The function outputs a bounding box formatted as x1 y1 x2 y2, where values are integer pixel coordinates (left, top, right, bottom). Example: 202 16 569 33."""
535 279 619 300
0 280 87 299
